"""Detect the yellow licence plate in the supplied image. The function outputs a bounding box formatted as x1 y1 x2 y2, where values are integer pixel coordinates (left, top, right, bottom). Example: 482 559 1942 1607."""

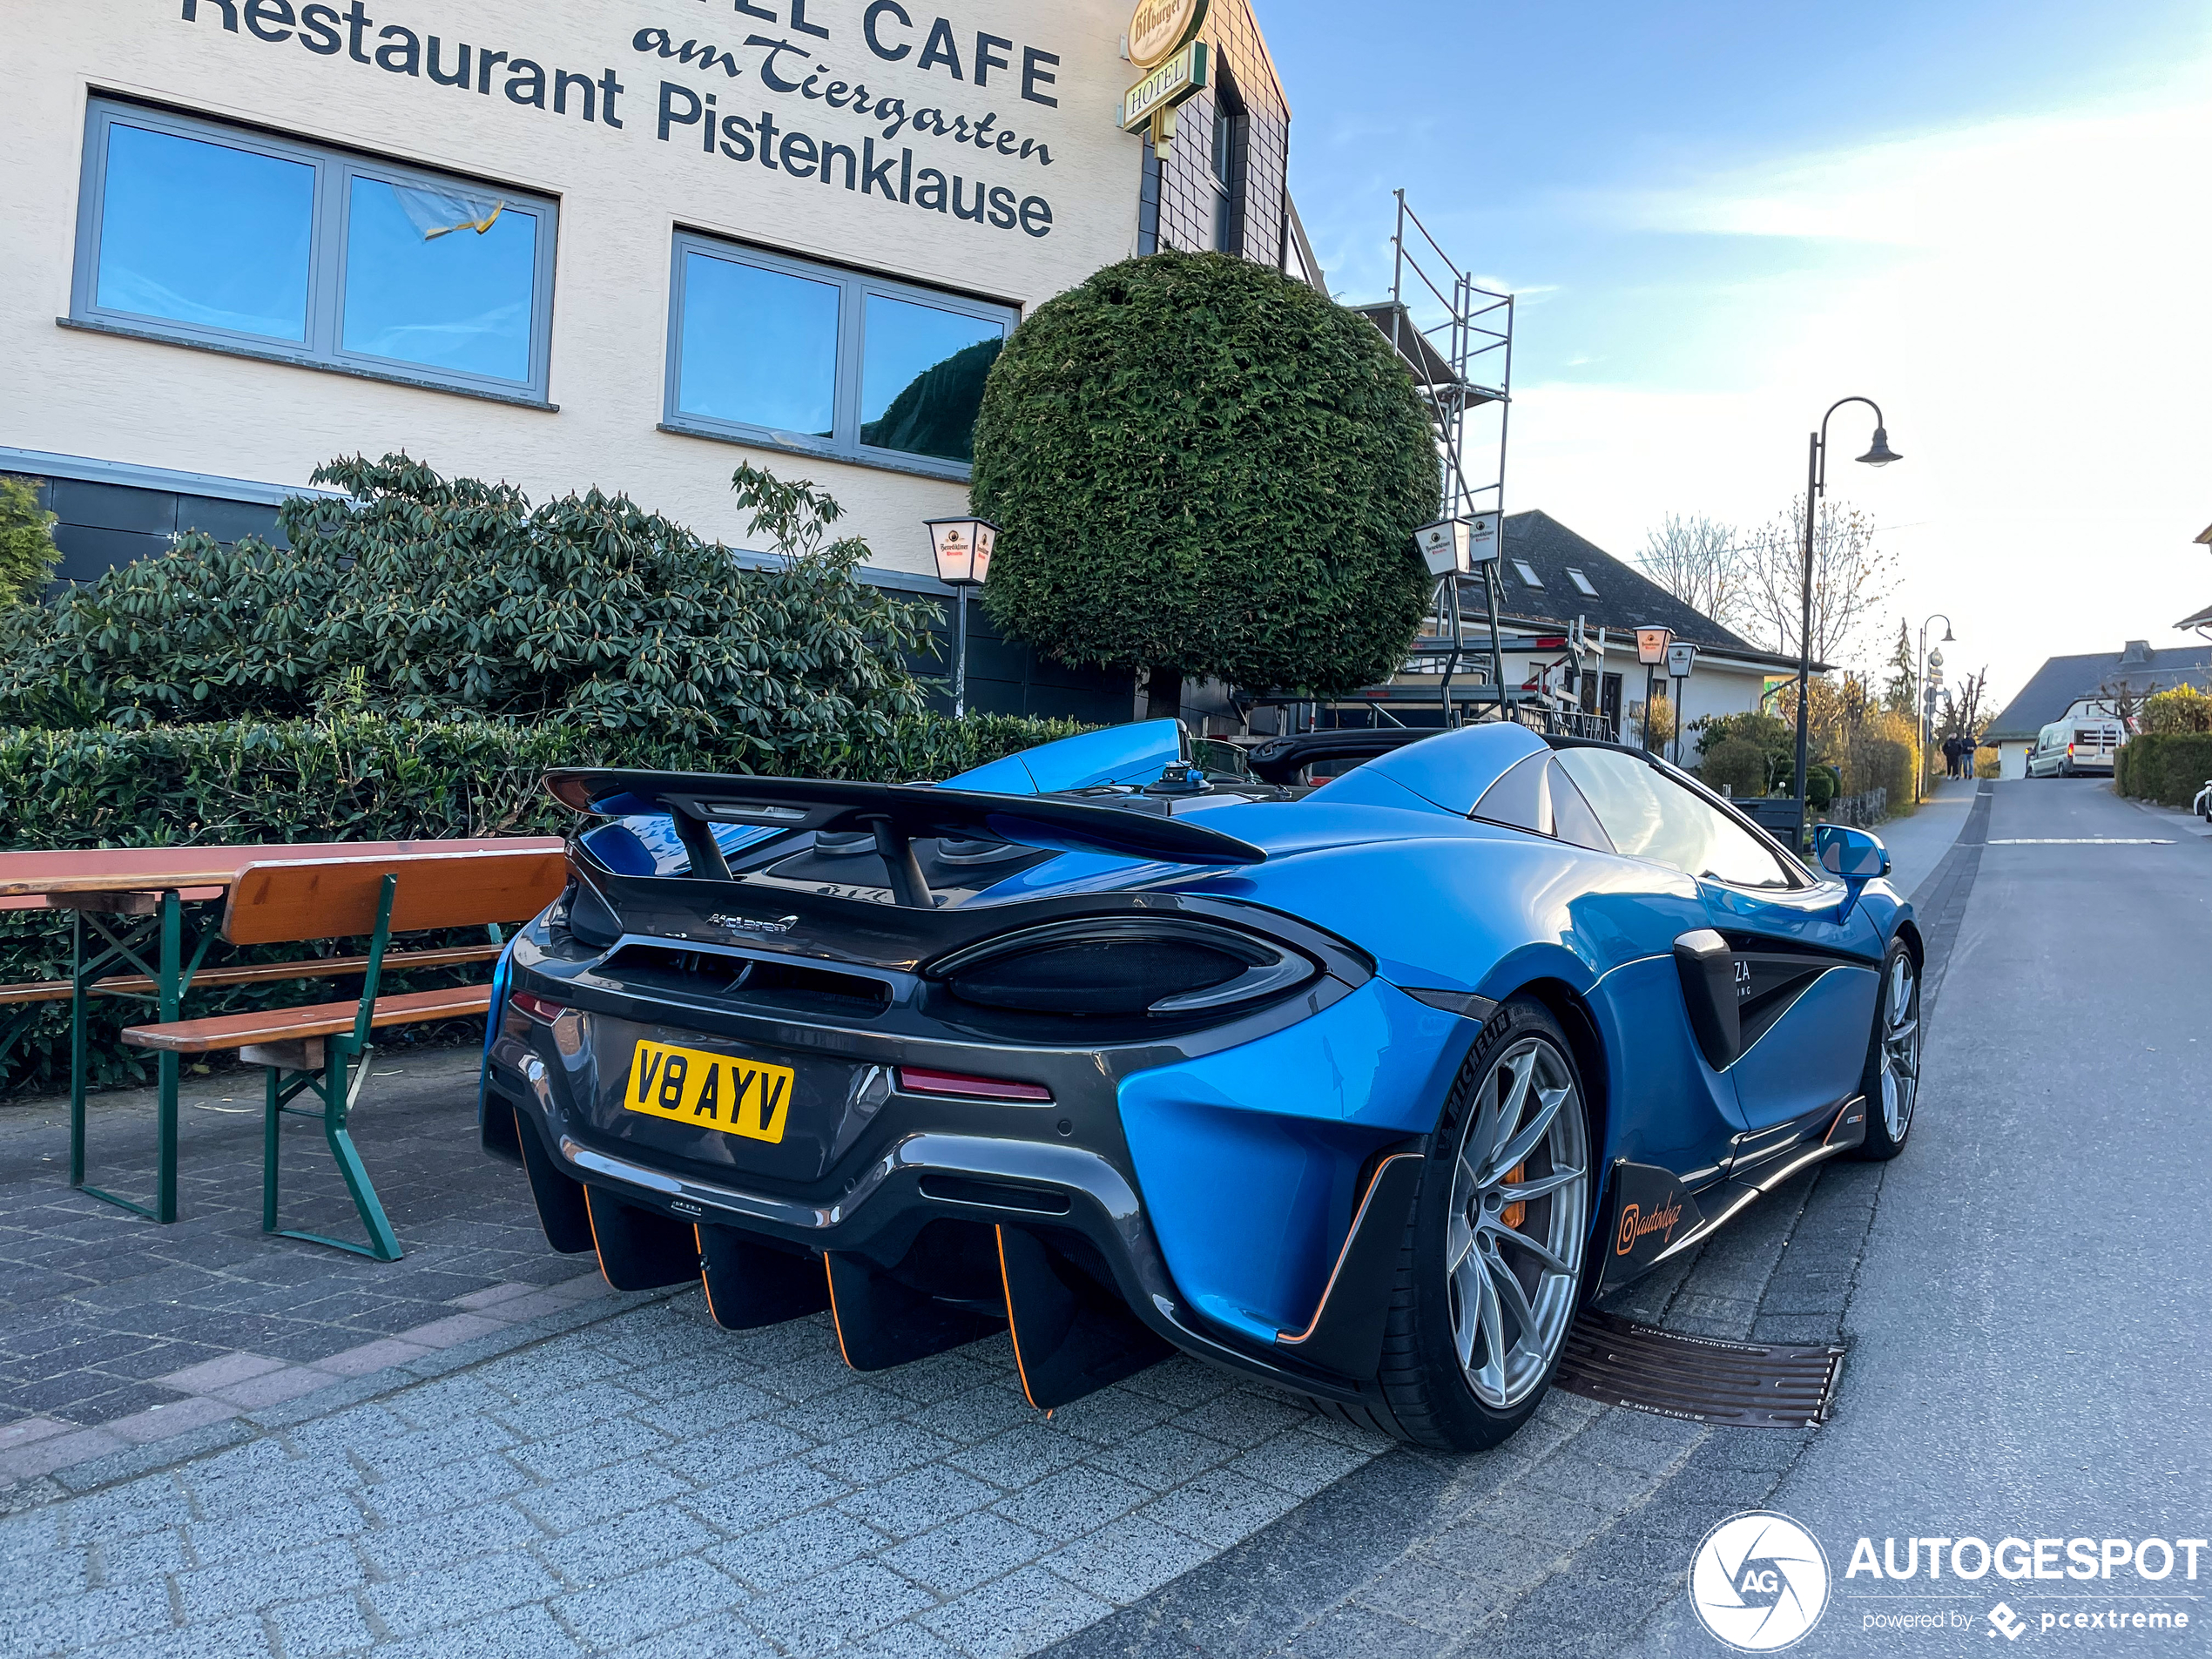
624 1041 794 1143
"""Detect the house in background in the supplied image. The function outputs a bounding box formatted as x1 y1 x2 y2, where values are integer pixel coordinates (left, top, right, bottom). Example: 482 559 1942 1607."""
2178 523 2212 642
1288 509 1810 755
1983 638 2212 779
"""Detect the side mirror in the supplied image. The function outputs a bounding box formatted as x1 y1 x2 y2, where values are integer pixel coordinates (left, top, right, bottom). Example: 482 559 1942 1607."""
1815 824 1890 879
1814 824 1890 923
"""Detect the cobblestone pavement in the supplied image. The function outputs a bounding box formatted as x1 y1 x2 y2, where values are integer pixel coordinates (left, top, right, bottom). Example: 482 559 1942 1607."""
2 1287 1391 1658
0 1048 615 1471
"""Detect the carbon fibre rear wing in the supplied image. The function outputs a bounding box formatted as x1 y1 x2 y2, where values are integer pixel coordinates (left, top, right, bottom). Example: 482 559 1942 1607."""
543 769 1266 908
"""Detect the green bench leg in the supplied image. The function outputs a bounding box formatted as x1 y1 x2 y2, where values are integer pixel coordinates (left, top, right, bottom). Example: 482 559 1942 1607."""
261 1046 403 1264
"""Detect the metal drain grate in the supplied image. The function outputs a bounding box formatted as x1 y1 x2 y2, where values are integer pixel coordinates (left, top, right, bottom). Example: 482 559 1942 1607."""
1553 1311 1846 1428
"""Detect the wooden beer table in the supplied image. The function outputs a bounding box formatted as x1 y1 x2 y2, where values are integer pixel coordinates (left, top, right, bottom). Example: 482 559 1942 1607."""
0 839 563 1224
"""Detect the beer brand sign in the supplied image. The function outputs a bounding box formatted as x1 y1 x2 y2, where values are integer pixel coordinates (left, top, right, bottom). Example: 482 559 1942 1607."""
1127 0 1208 69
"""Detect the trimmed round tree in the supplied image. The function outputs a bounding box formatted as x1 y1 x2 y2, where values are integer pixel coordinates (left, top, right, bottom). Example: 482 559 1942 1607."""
970 251 1440 711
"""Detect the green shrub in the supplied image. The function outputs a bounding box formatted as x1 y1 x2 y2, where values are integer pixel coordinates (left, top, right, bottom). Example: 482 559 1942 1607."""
0 479 61 607
1700 737 1771 799
1845 738 1911 806
0 707 1089 1094
1689 711 1793 760
0 456 934 765
970 250 1438 702
2118 732 2212 806
2140 685 2212 736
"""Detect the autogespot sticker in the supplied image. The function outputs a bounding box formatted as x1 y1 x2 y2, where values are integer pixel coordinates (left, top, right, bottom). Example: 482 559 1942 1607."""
1689 1511 1832 1651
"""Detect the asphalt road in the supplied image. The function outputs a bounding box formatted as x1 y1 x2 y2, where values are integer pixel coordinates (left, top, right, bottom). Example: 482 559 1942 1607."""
1630 779 2212 1654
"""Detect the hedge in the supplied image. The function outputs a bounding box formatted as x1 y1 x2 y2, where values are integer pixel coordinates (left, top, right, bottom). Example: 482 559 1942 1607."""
971 250 1438 698
0 710 1089 1095
2115 732 2212 806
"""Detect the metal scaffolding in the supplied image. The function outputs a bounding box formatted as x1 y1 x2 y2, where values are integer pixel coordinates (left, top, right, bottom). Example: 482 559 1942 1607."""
1351 191 1515 725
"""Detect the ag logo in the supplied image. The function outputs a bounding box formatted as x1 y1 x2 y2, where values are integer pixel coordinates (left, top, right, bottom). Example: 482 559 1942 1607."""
1689 1511 1831 1651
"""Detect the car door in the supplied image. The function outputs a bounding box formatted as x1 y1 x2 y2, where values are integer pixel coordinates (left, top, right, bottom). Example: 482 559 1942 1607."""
1549 746 1879 1137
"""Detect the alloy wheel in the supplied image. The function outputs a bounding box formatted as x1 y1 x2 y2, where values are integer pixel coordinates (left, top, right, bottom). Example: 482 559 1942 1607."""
1878 954 1920 1140
1445 1035 1589 1410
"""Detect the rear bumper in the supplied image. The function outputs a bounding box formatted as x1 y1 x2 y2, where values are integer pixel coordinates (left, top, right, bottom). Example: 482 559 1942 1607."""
482 920 1425 1402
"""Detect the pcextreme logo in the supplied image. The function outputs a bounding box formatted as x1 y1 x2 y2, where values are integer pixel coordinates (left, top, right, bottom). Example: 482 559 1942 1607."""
1689 1511 1831 1651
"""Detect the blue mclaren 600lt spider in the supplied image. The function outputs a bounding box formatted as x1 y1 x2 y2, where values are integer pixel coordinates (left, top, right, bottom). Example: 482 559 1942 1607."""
478 718 1920 1450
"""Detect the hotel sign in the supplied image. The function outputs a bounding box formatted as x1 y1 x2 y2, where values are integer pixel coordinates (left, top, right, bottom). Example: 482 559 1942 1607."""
1122 39 1210 132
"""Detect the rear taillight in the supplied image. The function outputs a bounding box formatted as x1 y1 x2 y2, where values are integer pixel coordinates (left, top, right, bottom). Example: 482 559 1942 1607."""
896 1067 1054 1103
510 990 567 1022
927 918 1316 1018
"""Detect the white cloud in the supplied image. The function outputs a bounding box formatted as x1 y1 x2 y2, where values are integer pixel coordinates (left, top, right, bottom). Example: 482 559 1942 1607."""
1507 84 2212 706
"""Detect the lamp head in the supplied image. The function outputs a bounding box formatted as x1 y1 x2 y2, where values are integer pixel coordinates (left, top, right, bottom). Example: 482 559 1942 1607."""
1941 624 1955 643
1856 426 1901 467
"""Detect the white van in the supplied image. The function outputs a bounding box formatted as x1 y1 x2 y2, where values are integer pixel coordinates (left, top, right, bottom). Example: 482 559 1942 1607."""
2027 718 2124 778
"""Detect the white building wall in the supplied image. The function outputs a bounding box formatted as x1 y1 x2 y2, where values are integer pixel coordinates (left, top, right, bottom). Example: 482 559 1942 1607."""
3 0 1143 572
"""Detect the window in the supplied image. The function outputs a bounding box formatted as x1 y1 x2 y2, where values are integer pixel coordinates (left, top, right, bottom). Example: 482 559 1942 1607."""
667 233 1012 475
1553 746 1801 889
1472 754 1614 853
1513 560 1543 588
1209 77 1246 254
1567 568 1598 597
71 100 556 402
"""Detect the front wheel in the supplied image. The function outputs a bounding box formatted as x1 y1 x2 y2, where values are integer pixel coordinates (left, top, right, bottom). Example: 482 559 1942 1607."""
1372 997 1595 1452
1853 940 1921 1160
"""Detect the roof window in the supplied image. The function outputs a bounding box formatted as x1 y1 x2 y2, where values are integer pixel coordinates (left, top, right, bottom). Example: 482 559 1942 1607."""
1513 560 1543 588
1566 568 1598 597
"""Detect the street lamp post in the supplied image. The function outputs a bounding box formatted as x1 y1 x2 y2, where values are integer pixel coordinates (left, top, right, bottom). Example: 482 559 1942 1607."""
1915 614 1954 803
925 516 998 718
1791 399 1901 847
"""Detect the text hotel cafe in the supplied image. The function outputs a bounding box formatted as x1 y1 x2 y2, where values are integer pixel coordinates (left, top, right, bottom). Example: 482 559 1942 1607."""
3 0 1320 719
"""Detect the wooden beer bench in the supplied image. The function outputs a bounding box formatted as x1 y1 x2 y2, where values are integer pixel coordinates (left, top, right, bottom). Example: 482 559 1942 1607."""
0 838 561 1224
117 848 566 1260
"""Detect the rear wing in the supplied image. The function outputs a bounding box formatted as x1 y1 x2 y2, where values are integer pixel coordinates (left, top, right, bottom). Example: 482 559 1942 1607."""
543 769 1264 908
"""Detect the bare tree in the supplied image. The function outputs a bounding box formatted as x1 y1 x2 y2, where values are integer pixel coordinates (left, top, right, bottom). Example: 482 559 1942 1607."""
1740 497 1896 670
1635 514 1748 632
1938 668 1990 743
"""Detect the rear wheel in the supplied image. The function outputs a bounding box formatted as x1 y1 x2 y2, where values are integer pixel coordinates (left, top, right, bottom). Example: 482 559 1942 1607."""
1853 940 1920 1160
1366 997 1595 1452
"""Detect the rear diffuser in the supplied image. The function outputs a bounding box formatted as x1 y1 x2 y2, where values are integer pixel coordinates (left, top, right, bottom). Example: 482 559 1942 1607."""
997 1225 1171 1410
1553 1311 1846 1428
585 1187 700 1291
824 1251 1000 1370
517 1110 594 1255
698 1225 830 1329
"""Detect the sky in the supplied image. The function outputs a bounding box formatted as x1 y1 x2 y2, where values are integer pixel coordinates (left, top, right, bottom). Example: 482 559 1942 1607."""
1264 0 2212 714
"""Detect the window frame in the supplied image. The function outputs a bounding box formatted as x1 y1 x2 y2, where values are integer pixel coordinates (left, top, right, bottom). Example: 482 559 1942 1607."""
664 229 1017 482
71 98 559 406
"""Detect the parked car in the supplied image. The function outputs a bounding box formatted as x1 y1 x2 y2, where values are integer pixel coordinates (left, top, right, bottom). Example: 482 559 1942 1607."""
2027 717 2125 777
480 720 1921 1452
2195 778 2212 822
